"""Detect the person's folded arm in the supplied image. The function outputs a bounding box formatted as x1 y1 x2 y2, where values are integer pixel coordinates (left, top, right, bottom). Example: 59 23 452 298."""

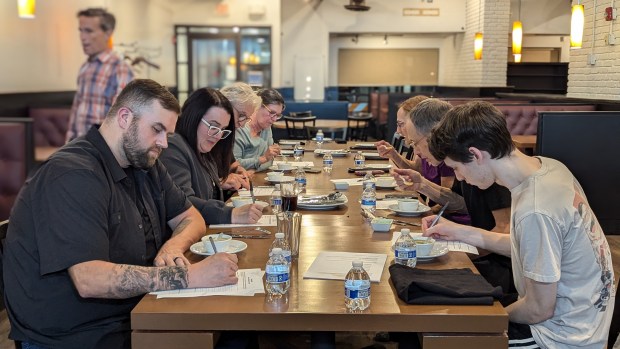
506 277 557 324
153 205 206 266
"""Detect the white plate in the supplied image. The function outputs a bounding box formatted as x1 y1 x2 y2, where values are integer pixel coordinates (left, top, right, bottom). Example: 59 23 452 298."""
226 200 269 208
268 165 293 173
376 182 397 189
297 196 349 210
265 175 295 183
313 149 349 157
190 240 248 256
312 137 333 142
354 143 376 149
388 204 431 217
362 152 384 160
417 245 449 260
280 150 294 156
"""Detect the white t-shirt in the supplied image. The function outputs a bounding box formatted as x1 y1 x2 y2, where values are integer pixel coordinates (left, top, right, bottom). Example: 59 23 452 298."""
510 157 614 348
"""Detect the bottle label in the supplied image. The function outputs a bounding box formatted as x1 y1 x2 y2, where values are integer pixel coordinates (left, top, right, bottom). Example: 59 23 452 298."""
395 249 416 259
361 199 376 206
296 177 307 184
345 281 371 299
294 149 304 156
272 198 282 205
323 159 333 165
316 135 324 141
266 272 290 283
266 264 290 282
355 159 365 166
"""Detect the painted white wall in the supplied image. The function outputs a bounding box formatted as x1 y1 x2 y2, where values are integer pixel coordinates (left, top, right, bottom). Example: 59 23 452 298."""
510 0 571 34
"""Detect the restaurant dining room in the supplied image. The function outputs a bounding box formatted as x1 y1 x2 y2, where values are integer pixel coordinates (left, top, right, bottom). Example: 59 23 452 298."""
2 0 620 348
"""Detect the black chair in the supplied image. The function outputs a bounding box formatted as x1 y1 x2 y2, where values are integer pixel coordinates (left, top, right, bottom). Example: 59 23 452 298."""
283 115 316 140
346 113 373 141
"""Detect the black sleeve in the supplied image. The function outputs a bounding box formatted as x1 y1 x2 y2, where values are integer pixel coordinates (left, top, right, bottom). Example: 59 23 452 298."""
451 179 463 196
189 197 233 225
483 183 512 211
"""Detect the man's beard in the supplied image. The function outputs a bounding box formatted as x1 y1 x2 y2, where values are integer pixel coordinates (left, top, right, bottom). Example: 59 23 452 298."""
122 119 161 170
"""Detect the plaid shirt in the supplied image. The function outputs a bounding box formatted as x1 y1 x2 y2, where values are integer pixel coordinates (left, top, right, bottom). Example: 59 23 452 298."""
66 50 133 142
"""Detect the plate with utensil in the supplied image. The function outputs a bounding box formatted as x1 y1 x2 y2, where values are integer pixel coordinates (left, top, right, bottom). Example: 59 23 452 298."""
388 203 431 217
190 240 248 256
297 194 348 210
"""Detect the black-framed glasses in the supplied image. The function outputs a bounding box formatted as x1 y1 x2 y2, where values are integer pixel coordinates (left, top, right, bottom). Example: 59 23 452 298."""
262 104 284 120
200 119 232 139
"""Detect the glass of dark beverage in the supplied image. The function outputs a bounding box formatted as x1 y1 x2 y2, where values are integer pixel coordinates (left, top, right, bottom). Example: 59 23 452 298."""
281 182 298 211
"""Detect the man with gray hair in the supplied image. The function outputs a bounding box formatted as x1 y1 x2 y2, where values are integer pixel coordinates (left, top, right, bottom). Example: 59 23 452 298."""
66 7 134 142
5 79 238 348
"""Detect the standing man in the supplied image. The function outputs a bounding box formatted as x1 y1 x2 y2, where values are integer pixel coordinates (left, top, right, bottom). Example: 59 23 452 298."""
423 101 614 348
4 79 239 349
66 7 134 142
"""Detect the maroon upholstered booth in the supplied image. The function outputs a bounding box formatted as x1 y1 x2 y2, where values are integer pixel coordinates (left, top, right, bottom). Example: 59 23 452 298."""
28 107 70 147
0 118 34 220
495 104 596 135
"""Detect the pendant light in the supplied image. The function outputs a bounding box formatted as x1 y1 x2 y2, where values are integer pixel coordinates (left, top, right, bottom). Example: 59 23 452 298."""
474 0 483 60
17 0 35 18
512 0 523 62
571 0 585 48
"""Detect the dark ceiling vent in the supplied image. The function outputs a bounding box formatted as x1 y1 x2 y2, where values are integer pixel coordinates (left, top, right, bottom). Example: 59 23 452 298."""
344 0 370 11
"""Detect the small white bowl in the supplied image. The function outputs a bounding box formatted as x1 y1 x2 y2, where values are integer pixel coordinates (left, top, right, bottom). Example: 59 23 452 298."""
201 234 232 254
277 163 293 171
231 197 254 207
333 182 350 190
266 171 284 181
370 218 393 232
413 237 435 256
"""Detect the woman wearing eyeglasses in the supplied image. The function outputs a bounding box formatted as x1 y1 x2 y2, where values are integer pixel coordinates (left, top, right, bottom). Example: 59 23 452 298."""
233 88 284 172
160 87 264 224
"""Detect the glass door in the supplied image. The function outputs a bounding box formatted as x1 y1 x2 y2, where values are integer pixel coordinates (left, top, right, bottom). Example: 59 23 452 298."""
190 36 237 90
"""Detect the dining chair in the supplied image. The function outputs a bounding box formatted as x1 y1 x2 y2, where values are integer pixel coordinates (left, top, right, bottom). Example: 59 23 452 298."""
283 115 316 140
346 113 373 141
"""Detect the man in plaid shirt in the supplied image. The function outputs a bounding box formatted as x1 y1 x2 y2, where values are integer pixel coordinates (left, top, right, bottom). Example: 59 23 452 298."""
66 8 134 142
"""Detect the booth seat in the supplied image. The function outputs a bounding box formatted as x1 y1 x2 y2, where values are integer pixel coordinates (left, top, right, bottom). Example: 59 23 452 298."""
495 104 596 135
284 101 348 120
0 118 34 220
28 107 71 147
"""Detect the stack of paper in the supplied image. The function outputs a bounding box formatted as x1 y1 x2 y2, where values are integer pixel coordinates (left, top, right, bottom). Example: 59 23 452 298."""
152 269 265 298
238 187 274 196
303 251 387 283
390 231 479 255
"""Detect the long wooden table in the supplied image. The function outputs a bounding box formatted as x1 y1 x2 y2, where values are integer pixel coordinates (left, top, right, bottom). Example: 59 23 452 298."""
131 142 508 349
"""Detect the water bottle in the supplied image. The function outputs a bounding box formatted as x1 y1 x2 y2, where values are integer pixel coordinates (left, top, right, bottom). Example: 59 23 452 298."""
344 261 371 311
354 151 365 168
270 232 292 263
362 171 376 190
315 129 324 147
394 229 417 268
360 185 376 213
293 142 304 161
323 151 334 173
271 184 282 214
265 248 290 296
294 167 306 193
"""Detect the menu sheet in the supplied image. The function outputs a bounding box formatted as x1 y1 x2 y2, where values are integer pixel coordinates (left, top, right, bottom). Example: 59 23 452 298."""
152 269 265 298
303 251 387 283
238 186 274 197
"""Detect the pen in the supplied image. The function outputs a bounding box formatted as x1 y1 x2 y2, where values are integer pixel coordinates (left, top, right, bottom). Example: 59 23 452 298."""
208 236 218 253
429 202 449 228
249 180 256 204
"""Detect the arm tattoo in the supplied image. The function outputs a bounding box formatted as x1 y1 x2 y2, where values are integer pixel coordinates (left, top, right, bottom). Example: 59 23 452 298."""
108 264 189 298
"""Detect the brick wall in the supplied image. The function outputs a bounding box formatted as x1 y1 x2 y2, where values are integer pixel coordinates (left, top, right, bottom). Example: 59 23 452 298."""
443 0 509 87
568 0 620 100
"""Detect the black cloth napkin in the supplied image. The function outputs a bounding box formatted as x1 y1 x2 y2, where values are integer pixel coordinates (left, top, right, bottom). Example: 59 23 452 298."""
389 264 504 305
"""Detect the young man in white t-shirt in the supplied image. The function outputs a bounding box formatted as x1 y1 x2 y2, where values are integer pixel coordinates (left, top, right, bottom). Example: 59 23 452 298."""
421 101 614 348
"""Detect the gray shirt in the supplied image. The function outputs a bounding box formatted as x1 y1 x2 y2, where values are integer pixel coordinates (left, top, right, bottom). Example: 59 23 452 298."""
233 123 274 171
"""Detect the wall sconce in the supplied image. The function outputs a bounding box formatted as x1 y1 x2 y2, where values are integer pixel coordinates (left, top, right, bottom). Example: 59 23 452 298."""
383 34 388 45
474 0 483 60
570 1 584 48
512 0 522 62
17 0 36 18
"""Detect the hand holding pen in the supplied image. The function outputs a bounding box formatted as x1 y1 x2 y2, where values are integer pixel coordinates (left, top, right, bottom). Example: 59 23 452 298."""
428 202 449 228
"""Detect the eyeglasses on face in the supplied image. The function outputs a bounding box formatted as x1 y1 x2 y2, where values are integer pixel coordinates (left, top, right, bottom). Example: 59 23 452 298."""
234 107 251 123
200 119 232 139
262 104 284 120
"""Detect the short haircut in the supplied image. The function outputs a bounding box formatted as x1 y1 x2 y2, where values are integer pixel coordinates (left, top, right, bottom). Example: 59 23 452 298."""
220 82 261 114
107 79 180 119
176 87 235 178
410 98 452 136
257 88 285 110
77 8 116 32
428 101 515 163
398 95 429 114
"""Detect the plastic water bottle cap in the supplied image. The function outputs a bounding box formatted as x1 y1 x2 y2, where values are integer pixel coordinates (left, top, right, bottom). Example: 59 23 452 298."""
275 232 285 239
352 261 363 268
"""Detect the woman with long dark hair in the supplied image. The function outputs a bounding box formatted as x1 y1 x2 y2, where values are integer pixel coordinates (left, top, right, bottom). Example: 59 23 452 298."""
160 87 263 224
